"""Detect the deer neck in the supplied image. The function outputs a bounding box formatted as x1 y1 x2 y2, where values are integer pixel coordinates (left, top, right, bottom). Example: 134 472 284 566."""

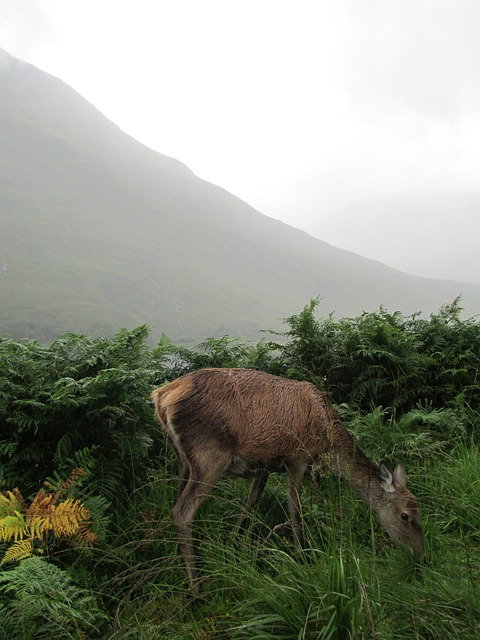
330 432 384 508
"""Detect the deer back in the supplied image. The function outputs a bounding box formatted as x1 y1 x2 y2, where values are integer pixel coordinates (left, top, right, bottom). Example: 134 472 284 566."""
152 368 335 464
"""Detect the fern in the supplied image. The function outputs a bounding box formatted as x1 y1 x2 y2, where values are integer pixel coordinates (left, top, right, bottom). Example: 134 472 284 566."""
27 492 92 539
1 539 34 565
1 327 159 498
49 447 98 490
0 440 18 458
0 473 97 566
53 431 84 469
0 556 107 639
82 495 111 541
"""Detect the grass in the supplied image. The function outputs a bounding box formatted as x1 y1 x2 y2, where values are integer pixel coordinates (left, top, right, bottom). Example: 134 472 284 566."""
87 439 479 639
1 440 477 638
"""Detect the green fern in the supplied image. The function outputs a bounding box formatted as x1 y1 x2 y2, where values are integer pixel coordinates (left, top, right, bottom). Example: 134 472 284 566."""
0 556 107 639
82 495 111 541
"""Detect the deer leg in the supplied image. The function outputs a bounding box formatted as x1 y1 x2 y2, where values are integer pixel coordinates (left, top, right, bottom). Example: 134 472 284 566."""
166 435 190 498
286 461 308 549
171 451 230 598
175 450 190 498
235 471 269 531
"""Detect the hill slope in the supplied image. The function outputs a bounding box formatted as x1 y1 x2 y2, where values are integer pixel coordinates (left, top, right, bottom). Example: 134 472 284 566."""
1 49 479 343
320 192 480 285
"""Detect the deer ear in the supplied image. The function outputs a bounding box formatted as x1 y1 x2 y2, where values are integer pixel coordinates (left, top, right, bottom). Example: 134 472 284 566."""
393 463 407 487
379 462 395 493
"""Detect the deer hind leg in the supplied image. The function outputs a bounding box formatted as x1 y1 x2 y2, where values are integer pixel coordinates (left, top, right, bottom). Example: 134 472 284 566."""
175 447 190 498
235 471 269 532
286 461 309 549
165 433 190 498
171 449 231 598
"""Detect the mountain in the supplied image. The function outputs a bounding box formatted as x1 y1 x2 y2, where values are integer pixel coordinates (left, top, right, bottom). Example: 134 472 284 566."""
319 192 480 285
1 49 480 344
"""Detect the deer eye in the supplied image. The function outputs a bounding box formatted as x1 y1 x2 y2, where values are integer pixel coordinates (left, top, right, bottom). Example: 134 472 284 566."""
401 512 409 522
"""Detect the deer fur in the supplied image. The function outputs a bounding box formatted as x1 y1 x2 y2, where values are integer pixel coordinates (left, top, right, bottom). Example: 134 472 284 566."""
151 368 424 597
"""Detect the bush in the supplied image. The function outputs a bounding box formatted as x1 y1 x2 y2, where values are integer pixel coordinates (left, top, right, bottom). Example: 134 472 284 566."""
0 326 160 502
274 297 480 420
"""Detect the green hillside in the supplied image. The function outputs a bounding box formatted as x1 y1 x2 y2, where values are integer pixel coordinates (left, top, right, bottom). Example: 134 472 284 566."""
1 48 479 343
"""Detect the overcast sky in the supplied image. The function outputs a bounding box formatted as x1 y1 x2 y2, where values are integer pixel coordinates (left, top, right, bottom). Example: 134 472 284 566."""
1 0 480 242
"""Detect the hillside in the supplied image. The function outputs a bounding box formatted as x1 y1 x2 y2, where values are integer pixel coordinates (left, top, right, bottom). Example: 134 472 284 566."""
1 48 480 343
319 192 480 285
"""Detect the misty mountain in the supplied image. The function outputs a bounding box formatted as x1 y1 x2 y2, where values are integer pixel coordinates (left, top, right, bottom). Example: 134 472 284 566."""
320 192 480 285
1 48 479 343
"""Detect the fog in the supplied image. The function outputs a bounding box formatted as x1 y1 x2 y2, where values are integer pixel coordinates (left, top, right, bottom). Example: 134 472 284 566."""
1 0 479 280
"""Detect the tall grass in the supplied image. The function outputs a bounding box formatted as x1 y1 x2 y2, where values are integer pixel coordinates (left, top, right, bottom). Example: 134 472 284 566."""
93 439 475 639
2 440 474 639
2 419 476 638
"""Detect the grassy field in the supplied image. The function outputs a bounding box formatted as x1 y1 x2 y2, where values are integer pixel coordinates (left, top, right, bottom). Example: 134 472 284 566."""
90 438 479 639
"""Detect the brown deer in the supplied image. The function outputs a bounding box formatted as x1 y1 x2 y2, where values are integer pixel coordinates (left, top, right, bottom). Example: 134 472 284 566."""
151 368 424 596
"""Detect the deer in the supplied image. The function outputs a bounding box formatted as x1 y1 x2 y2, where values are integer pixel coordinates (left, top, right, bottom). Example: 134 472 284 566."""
151 368 424 597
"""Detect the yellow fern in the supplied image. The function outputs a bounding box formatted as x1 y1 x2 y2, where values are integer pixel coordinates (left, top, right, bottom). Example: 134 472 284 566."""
0 490 24 514
0 474 97 565
45 498 91 537
0 491 27 543
0 513 26 543
0 539 35 565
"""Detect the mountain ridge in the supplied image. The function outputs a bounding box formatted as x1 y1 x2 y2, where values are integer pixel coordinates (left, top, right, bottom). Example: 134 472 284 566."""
1 48 479 343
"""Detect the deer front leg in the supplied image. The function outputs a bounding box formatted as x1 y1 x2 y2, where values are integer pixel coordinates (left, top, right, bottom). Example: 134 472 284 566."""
235 471 269 532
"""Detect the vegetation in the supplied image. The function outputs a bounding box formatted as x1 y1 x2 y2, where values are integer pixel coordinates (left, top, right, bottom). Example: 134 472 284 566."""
0 299 478 638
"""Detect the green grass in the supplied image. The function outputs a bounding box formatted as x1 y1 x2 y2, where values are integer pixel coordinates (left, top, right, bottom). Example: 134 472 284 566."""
1 430 478 638
88 440 479 639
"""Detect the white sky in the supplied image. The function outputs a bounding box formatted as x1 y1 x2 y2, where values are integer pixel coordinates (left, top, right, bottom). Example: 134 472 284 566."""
1 0 480 240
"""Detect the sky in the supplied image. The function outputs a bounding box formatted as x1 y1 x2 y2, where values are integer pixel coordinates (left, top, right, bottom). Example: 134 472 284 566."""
1 0 480 271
